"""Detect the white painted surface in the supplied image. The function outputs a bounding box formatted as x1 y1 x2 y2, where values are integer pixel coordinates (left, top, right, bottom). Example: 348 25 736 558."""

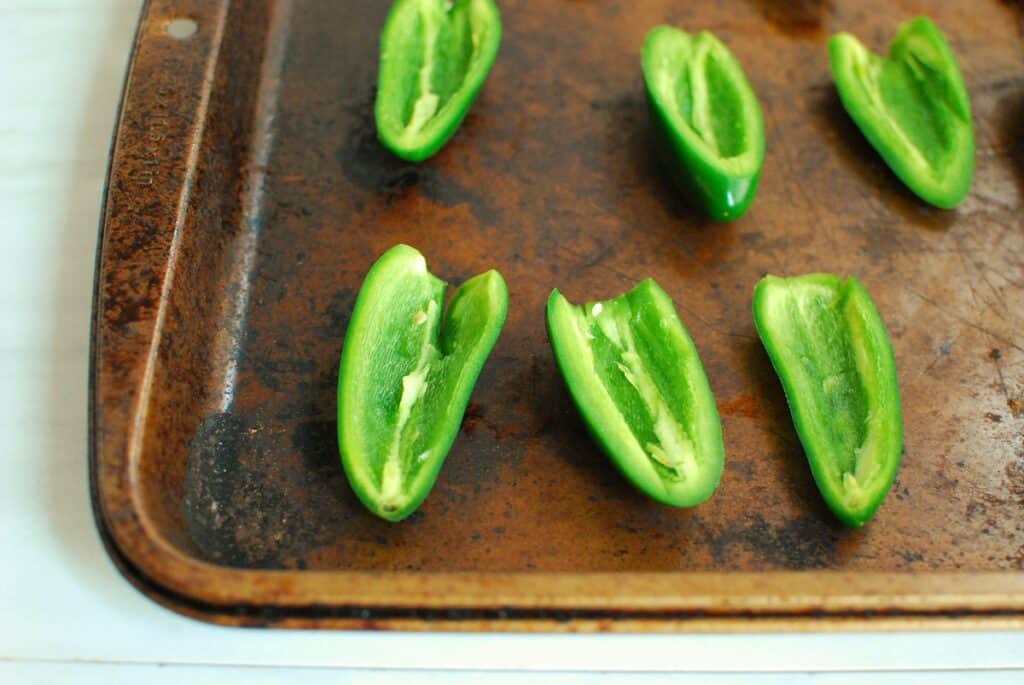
0 1 1021 681
2 663 1024 685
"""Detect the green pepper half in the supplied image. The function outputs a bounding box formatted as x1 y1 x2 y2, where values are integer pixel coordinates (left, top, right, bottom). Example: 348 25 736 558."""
829 17 974 208
337 244 508 521
641 26 765 221
753 274 903 527
546 280 724 506
375 0 502 162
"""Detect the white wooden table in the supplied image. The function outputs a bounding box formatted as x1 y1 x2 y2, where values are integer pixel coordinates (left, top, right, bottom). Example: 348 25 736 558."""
1 1 1022 681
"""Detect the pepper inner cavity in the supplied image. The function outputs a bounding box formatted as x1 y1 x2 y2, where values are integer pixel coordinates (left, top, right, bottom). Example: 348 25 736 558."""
379 299 441 508
788 284 870 479
881 48 959 172
402 0 480 136
665 34 747 160
585 302 698 482
846 36 958 177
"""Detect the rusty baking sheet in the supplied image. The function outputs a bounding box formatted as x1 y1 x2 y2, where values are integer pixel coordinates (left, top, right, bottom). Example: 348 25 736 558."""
90 0 1024 630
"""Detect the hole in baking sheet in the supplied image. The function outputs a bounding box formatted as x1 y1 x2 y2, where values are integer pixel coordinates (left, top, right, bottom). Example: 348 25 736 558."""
166 18 198 39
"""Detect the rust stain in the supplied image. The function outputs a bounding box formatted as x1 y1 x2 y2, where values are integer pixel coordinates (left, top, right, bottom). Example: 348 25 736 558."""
1009 398 1024 419
459 402 527 440
745 0 833 38
460 402 487 436
717 393 764 420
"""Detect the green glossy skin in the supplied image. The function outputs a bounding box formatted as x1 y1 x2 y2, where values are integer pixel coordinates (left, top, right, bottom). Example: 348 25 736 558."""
753 274 903 528
546 280 724 506
829 17 974 208
375 0 501 162
338 245 507 521
641 27 765 221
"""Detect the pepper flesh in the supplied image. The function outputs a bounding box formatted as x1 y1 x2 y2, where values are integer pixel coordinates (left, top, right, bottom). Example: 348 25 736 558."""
753 274 903 527
375 0 502 162
546 280 724 506
829 17 974 208
337 244 507 521
642 26 765 221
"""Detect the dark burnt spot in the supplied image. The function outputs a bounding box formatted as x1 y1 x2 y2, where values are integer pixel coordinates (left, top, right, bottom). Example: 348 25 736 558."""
184 413 281 567
985 412 1004 423
706 513 843 569
183 411 349 569
292 419 338 475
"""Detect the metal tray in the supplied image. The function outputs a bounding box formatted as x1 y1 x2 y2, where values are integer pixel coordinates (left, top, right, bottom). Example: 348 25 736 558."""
90 0 1024 630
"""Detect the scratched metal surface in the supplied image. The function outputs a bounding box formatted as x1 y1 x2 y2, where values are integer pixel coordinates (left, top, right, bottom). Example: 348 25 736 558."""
132 0 1024 574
